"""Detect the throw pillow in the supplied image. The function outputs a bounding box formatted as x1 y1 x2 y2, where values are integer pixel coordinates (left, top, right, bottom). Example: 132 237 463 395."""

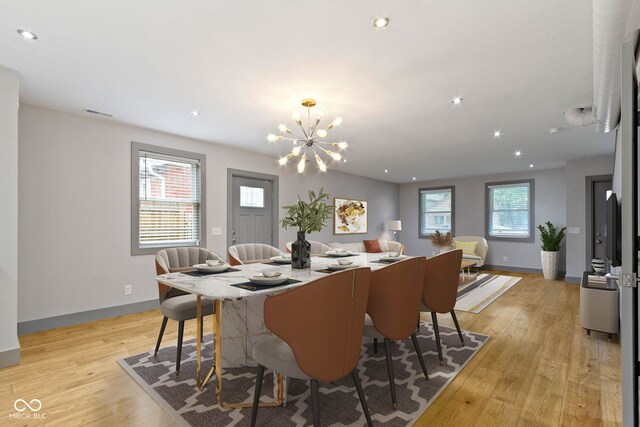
363 239 383 253
455 241 478 256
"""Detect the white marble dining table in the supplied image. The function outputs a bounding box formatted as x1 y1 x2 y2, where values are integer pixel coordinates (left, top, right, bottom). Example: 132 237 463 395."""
155 252 401 408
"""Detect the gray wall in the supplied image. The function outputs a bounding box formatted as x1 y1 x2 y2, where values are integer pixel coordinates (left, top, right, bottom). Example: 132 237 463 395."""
399 168 568 272
564 154 615 280
18 104 398 323
0 66 20 366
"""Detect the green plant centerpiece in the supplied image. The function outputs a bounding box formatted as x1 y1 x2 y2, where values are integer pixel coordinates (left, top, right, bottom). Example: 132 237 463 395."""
537 221 566 280
281 188 334 269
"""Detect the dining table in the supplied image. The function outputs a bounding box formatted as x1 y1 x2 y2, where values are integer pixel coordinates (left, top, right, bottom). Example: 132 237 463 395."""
155 251 403 409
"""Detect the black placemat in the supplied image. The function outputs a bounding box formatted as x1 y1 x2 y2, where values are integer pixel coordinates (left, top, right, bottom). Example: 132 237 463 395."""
230 278 302 292
371 259 399 264
182 268 241 277
316 269 334 274
261 261 292 266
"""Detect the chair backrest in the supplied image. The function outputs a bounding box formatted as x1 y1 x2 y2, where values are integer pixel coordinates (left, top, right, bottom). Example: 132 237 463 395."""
264 268 372 382
285 240 331 255
155 247 223 301
422 249 463 313
453 236 488 260
228 243 282 265
367 257 426 340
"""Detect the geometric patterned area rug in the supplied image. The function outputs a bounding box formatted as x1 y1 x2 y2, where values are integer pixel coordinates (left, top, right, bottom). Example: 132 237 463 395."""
456 274 522 313
118 323 489 426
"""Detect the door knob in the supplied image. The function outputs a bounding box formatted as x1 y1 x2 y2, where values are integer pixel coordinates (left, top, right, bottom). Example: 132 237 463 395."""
595 232 601 237
595 239 602 244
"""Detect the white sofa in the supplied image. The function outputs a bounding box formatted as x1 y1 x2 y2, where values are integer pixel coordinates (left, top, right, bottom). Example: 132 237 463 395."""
452 236 488 267
285 240 331 255
327 239 403 254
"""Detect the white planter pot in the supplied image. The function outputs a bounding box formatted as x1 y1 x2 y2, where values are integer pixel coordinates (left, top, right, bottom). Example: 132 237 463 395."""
541 251 559 280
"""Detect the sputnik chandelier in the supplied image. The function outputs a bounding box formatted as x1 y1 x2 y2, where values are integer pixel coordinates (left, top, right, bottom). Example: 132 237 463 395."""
267 99 348 173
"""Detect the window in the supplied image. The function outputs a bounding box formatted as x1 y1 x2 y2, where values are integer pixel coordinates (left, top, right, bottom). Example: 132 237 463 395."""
131 142 206 255
486 180 534 241
240 186 265 208
419 186 454 237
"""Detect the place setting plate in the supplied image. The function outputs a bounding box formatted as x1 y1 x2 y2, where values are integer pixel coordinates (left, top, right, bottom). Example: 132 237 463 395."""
323 250 356 258
327 260 359 271
186 261 237 276
377 253 407 263
269 255 292 264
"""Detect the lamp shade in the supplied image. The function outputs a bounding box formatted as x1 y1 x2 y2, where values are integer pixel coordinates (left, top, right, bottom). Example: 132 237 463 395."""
388 220 402 231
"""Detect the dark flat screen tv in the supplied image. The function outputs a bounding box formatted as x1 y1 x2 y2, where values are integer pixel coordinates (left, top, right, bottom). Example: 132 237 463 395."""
606 192 621 267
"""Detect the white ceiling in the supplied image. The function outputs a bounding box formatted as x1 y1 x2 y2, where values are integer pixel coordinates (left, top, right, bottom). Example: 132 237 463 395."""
0 0 616 183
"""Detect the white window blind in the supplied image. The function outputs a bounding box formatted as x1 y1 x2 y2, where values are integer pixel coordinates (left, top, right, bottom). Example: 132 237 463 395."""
138 152 201 247
420 188 453 235
487 182 531 238
240 186 265 208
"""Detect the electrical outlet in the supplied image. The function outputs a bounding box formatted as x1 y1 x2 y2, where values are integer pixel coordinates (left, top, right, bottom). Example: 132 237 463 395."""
503 256 508 263
124 285 132 295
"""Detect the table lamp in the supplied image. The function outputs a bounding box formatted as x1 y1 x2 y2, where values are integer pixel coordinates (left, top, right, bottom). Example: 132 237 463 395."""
388 220 402 241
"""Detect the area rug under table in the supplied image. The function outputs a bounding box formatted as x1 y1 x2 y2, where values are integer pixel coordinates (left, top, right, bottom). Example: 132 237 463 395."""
118 323 489 426
456 273 522 313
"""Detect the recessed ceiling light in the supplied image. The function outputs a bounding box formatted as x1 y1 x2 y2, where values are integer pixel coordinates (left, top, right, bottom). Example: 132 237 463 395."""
548 127 561 134
493 130 502 138
343 159 347 163
191 110 200 117
451 97 463 105
384 169 388 173
529 164 534 168
17 29 38 40
515 150 522 157
373 18 389 28
412 177 416 181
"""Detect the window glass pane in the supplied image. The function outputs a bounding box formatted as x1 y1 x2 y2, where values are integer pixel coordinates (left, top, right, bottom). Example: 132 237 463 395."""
420 188 453 235
138 152 201 248
487 182 531 238
240 186 265 208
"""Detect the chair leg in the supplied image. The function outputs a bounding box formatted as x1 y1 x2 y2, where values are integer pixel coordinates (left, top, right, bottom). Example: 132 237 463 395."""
250 365 265 427
383 338 398 410
176 320 185 374
200 315 204 343
154 316 168 356
310 379 322 427
450 310 465 345
410 333 429 380
431 312 444 365
373 338 378 355
351 369 373 427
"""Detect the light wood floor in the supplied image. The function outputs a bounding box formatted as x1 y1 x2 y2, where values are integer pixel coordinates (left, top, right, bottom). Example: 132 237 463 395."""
0 273 621 426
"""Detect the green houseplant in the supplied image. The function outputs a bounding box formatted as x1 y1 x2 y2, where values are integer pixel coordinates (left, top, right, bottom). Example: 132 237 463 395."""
281 188 334 268
537 221 566 280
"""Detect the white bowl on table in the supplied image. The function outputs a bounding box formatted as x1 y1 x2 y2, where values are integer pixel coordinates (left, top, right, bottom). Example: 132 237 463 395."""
325 250 352 257
379 253 406 262
194 262 230 273
249 272 289 286
328 260 358 271
270 255 292 264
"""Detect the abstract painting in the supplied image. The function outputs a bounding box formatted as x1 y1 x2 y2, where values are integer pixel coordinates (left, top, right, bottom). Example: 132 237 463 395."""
334 198 368 234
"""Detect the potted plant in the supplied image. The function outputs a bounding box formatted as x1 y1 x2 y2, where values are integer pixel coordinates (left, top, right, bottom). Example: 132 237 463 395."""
430 230 454 252
537 221 566 280
280 188 334 269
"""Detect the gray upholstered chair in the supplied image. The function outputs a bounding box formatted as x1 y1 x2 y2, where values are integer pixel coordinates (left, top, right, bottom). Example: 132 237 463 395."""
228 243 282 265
250 268 373 427
285 240 330 255
154 247 222 374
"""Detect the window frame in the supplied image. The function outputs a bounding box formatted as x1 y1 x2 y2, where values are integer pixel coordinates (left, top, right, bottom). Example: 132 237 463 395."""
418 185 455 239
131 142 206 255
485 179 535 242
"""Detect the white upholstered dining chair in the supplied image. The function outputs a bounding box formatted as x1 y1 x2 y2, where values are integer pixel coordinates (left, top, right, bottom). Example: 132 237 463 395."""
227 243 282 265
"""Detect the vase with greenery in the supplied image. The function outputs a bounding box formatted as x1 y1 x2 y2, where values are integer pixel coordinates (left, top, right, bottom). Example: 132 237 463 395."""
537 221 566 280
281 188 334 269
